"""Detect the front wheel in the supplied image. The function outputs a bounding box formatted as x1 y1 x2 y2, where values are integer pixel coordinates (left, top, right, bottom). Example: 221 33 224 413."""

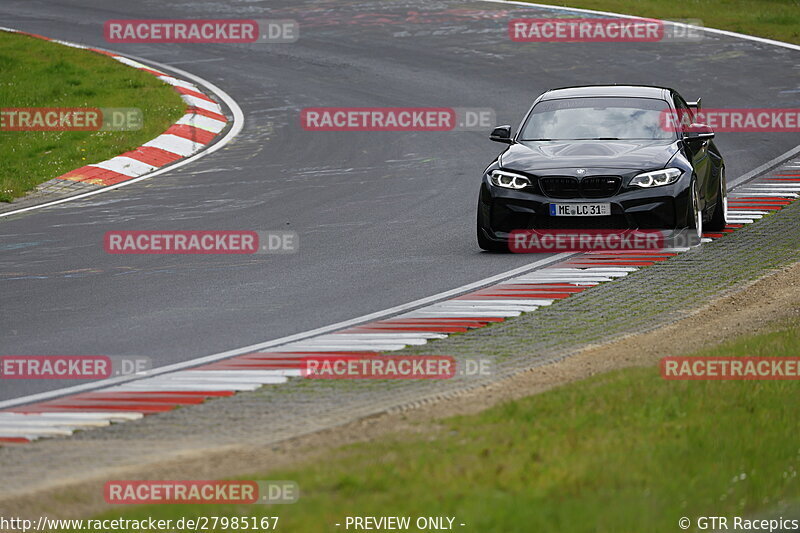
688 178 703 240
706 167 728 231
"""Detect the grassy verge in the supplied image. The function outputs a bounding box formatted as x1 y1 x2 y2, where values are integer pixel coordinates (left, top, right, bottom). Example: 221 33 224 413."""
0 31 185 202
527 0 800 44
95 319 800 532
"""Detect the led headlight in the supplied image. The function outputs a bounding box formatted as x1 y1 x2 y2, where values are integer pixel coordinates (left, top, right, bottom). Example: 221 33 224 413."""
490 170 531 190
630 168 682 188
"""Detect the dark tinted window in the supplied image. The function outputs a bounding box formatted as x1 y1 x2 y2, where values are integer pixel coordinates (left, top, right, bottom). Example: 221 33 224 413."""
520 97 674 141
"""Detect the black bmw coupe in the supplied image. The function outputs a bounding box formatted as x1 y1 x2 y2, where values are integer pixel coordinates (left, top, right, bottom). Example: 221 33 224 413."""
477 85 727 251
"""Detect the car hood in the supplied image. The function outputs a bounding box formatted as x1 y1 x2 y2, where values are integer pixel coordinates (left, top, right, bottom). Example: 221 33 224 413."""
500 140 679 173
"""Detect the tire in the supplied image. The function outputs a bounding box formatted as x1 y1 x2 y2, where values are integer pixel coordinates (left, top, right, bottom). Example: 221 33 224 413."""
706 167 728 231
688 178 703 240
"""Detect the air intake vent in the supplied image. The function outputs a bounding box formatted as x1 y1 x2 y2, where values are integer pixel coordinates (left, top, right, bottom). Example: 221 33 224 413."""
540 177 580 198
539 175 621 199
580 176 621 198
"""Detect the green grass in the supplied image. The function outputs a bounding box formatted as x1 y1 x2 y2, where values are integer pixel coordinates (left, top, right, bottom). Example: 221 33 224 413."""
528 0 800 44
0 31 185 202
93 319 800 532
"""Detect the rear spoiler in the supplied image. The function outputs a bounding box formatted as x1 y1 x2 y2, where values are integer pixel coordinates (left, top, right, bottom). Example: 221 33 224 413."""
686 98 702 111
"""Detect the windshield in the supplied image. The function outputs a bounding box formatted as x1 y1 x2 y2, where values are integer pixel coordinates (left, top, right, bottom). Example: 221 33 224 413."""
519 97 675 141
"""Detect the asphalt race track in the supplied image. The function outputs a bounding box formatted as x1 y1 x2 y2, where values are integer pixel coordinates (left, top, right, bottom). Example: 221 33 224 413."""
0 0 798 402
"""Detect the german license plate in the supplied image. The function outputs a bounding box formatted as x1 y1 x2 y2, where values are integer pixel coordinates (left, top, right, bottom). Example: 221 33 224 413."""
549 203 611 216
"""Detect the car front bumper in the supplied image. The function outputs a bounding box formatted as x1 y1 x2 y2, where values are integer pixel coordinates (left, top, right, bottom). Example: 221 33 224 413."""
478 173 693 244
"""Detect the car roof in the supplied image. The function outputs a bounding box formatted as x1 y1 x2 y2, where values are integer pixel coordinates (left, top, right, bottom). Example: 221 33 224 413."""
539 85 672 100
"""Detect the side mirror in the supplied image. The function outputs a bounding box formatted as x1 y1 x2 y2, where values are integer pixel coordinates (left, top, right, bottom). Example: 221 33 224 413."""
687 98 702 112
490 125 513 144
683 123 714 143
